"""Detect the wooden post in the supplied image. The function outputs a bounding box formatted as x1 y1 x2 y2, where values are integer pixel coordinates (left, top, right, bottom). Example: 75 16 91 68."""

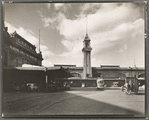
134 76 138 93
46 75 48 92
45 67 48 92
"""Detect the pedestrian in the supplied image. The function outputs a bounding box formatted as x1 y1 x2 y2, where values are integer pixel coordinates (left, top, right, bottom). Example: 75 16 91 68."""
126 81 131 95
129 80 133 91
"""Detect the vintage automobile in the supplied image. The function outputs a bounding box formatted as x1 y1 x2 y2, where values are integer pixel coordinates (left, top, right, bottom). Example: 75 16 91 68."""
96 78 104 90
63 82 70 89
27 83 39 91
112 82 119 87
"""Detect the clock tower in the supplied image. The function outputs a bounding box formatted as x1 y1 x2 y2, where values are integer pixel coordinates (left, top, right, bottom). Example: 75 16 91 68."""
82 33 92 78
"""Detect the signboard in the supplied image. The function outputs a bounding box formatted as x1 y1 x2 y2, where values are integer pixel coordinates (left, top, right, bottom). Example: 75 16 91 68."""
10 45 37 61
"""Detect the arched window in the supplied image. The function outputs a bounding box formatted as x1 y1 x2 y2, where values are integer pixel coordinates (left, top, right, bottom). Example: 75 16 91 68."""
138 74 145 78
71 73 81 78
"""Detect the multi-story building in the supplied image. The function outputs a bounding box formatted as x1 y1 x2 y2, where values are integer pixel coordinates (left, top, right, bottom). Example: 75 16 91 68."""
2 27 43 68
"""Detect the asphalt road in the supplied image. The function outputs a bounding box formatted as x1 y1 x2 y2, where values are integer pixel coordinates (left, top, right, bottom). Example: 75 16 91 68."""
2 87 145 117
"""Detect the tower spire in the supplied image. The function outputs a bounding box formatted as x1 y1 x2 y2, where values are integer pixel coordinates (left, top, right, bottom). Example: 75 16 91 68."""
39 29 40 53
134 58 136 67
86 15 88 34
85 15 90 40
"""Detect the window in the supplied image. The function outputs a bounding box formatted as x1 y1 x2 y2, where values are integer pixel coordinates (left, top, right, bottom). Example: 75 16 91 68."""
16 58 32 67
18 58 22 67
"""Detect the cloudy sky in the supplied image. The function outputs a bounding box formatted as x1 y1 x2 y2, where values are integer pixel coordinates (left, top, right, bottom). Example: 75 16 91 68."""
4 2 145 67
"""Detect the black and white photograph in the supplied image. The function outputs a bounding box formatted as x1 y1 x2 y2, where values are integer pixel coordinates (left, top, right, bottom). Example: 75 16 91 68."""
1 1 147 118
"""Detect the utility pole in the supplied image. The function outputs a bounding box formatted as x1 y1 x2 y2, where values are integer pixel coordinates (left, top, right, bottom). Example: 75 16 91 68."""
39 29 40 53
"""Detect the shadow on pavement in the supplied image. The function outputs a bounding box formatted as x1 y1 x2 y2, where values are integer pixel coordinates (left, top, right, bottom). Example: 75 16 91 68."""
68 87 122 91
136 93 145 95
67 87 97 91
2 87 145 118
105 87 122 90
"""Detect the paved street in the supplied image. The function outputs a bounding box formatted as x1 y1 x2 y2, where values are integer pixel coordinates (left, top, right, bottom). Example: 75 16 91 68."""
2 87 145 117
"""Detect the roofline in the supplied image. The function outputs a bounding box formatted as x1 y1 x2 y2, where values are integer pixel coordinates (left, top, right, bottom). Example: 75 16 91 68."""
54 64 76 66
100 65 120 67
11 31 36 48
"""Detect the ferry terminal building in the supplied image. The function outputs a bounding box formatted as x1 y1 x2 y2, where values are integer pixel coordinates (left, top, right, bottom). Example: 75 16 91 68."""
2 27 145 92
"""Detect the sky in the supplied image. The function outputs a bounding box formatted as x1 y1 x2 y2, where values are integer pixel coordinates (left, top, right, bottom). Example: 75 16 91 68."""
4 2 145 67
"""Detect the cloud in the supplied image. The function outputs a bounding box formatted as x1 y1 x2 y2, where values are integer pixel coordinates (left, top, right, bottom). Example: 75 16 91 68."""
56 36 84 66
60 38 83 58
39 10 65 28
40 45 54 59
58 3 143 39
47 4 51 9
39 3 73 29
91 18 144 55
118 44 127 53
56 3 144 67
58 17 86 40
39 3 72 28
38 11 57 28
42 17 57 27
5 22 38 46
54 3 65 10
37 45 55 67
54 3 71 12
91 18 144 67
42 60 54 67
80 3 102 15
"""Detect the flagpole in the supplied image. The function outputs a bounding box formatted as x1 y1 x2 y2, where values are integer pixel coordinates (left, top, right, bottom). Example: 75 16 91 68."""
86 15 88 34
39 29 40 53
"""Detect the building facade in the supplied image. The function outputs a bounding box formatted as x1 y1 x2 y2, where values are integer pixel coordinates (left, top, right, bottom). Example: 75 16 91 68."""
52 64 145 80
2 27 43 68
67 65 145 79
62 65 145 87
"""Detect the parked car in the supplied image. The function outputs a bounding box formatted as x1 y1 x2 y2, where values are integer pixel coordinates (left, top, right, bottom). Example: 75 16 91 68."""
112 82 119 87
96 78 104 90
27 83 39 91
63 82 70 89
30 85 39 90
